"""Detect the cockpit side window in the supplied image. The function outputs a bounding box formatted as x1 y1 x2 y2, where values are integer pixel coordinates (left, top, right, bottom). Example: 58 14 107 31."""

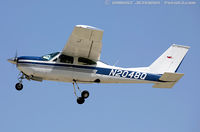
59 54 74 64
78 57 96 65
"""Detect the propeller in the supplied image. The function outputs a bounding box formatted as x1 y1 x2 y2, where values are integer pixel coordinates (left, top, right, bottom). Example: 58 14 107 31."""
14 51 18 62
8 51 19 66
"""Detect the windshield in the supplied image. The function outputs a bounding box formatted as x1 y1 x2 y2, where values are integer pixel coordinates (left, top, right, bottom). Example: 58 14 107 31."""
42 52 59 61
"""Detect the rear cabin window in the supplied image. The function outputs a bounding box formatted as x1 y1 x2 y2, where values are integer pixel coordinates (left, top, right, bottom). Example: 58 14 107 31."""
59 54 74 64
78 57 96 65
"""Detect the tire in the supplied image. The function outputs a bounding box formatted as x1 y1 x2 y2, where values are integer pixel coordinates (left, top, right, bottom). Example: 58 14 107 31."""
77 97 85 104
15 83 23 91
81 90 89 99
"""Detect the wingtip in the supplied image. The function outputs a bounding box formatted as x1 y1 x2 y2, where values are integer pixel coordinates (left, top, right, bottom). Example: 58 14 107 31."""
75 25 104 31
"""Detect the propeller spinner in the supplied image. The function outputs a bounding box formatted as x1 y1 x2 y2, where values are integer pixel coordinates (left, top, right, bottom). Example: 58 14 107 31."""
8 52 18 65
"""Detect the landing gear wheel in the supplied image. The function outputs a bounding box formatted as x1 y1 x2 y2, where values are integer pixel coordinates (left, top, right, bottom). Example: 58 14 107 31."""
81 90 89 99
77 97 85 104
15 83 23 91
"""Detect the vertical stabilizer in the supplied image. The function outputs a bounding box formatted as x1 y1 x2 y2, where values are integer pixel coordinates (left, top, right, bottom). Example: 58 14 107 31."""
149 44 190 74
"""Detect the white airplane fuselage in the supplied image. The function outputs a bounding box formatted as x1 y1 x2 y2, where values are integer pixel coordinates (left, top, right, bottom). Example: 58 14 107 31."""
16 53 160 84
8 43 189 91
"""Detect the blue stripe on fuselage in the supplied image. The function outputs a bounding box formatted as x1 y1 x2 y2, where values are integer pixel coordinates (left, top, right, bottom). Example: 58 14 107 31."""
18 56 45 61
18 58 161 82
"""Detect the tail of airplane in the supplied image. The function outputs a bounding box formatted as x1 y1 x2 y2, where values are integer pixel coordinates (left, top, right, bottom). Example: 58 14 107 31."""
149 44 190 74
148 44 190 88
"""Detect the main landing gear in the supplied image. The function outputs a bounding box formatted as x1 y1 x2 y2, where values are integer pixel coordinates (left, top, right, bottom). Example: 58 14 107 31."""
73 80 89 104
15 72 26 91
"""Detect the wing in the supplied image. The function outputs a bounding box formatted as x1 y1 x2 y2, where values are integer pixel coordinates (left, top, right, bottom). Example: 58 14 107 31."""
62 25 104 61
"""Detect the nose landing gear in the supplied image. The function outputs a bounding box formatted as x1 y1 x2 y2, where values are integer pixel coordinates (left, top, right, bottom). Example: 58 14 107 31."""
15 72 26 91
73 80 90 104
15 83 23 91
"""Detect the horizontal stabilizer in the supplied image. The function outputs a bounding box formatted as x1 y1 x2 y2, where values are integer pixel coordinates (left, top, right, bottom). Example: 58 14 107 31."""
153 72 184 88
153 82 176 88
159 72 184 81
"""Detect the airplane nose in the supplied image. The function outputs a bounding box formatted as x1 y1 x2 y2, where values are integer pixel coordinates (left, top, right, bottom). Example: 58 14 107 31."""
7 57 17 64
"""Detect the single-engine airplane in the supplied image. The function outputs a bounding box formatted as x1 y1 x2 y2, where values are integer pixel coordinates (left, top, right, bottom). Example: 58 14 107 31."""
8 25 190 104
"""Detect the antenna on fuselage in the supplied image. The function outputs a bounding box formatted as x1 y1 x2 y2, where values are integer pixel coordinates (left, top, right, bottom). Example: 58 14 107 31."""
113 59 119 66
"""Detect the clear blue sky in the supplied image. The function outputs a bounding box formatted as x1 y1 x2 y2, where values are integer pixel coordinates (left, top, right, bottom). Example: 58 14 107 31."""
0 0 200 132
